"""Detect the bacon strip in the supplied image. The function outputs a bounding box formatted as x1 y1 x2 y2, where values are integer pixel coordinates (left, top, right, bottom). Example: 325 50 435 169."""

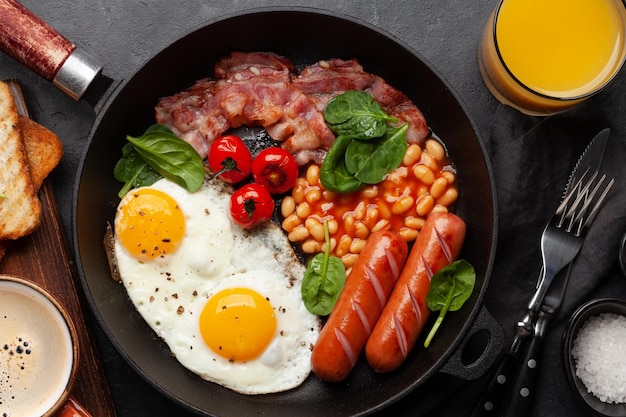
155 52 429 165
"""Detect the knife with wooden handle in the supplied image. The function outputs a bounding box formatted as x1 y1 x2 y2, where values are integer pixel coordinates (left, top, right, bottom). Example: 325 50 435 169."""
0 0 116 108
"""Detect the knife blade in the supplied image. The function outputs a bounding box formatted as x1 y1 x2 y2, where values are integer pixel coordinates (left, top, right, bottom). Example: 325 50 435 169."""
469 128 610 417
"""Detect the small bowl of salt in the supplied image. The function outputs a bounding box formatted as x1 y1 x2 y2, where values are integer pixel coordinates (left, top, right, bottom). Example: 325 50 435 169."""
563 298 626 417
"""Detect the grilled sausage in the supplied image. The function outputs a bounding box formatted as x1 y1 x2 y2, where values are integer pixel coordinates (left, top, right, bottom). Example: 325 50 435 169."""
310 230 409 382
365 212 466 373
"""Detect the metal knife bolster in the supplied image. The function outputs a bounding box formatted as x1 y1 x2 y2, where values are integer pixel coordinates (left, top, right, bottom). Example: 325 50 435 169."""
53 48 103 101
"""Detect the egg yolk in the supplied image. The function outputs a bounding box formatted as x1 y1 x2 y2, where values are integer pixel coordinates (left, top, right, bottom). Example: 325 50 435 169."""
115 188 185 260
199 287 277 362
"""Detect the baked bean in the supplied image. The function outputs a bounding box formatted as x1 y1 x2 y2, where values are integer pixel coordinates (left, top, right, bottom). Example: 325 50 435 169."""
341 253 359 269
296 202 312 219
430 177 448 199
431 204 449 214
354 221 369 240
353 201 367 220
377 202 392 220
404 216 425 230
425 139 446 162
413 164 435 185
344 215 356 235
321 237 337 254
282 213 302 233
371 219 390 233
322 190 336 201
305 217 325 241
281 196 296 217
349 238 366 254
288 225 310 242
416 194 435 216
441 170 456 184
399 227 419 241
403 143 422 166
391 195 415 215
292 178 307 203
336 234 352 257
360 186 379 199
301 239 321 254
364 206 380 228
306 164 320 185
327 219 339 235
305 188 322 205
437 187 459 207
417 184 430 197
420 152 439 172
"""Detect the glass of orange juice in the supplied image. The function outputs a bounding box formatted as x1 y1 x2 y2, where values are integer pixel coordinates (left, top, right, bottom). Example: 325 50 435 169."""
479 0 626 116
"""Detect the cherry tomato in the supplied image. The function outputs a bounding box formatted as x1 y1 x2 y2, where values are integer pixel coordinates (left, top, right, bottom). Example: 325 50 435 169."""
251 147 299 194
208 134 252 184
229 183 275 229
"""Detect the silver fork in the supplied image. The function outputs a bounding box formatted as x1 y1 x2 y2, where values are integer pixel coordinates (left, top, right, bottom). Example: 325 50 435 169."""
470 168 614 417
526 168 614 316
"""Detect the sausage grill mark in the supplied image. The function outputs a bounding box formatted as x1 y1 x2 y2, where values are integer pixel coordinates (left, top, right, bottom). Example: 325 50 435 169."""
365 266 386 308
385 247 402 282
334 327 358 366
435 227 453 265
352 299 372 334
392 312 409 358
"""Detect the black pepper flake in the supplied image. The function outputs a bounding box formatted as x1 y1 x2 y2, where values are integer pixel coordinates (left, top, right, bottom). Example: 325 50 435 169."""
192 290 198 296
177 306 184 315
172 293 178 299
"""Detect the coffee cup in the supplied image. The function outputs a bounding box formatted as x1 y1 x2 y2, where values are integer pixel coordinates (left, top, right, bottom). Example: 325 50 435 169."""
0 274 91 417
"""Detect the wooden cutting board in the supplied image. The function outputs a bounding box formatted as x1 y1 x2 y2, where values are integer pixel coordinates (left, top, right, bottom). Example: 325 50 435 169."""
0 81 117 417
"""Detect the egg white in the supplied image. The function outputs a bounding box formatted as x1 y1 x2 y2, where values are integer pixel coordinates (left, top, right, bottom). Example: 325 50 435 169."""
113 178 320 394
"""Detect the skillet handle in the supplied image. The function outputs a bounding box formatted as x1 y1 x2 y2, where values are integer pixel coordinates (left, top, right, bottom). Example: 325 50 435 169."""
439 306 504 381
0 0 103 100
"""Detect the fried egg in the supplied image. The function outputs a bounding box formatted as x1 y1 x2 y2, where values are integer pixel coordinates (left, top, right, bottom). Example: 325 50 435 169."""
113 178 320 394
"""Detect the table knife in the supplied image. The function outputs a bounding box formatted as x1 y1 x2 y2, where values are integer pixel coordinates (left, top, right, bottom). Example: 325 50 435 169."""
469 128 610 417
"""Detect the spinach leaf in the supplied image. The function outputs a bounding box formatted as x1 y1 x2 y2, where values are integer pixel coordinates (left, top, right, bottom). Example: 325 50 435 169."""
321 90 409 193
301 221 346 316
124 124 205 194
424 260 476 348
113 142 162 198
345 123 408 184
324 90 397 140
319 135 364 193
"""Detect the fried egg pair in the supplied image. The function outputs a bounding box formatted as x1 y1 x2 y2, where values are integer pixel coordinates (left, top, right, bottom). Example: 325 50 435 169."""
113 178 320 394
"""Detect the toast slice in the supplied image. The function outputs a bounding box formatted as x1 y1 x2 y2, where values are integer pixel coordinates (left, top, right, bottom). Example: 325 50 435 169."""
0 81 42 240
19 115 64 190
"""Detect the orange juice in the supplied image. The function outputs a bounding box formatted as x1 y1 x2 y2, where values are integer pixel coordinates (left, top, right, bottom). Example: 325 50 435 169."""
479 0 626 115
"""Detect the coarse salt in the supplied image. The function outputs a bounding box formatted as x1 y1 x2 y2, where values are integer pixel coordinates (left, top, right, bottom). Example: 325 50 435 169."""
572 312 626 404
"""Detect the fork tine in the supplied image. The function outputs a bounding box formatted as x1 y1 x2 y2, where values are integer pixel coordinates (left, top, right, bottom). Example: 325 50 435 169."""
557 169 614 235
577 176 614 231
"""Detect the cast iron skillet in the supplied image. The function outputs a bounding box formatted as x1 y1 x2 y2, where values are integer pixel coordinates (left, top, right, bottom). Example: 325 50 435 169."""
4 6 498 416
